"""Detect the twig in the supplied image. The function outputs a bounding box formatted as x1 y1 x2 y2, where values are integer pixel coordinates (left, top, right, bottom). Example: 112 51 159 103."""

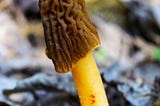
3 73 76 96
0 0 11 10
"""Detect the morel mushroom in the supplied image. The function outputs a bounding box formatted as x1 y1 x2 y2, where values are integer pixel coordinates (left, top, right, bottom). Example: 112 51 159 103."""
39 0 109 105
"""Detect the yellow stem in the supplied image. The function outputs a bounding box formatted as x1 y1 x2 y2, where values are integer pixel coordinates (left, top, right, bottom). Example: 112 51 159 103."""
72 53 109 106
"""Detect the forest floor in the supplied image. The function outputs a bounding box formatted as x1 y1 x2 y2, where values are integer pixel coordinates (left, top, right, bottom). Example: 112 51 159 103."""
0 0 159 106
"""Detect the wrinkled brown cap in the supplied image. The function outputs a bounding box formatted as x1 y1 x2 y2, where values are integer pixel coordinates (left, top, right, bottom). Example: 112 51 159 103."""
39 0 100 73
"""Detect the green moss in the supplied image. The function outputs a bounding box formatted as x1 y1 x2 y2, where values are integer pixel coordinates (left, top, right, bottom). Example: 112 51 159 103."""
154 100 160 106
152 48 160 61
94 49 107 61
86 0 129 30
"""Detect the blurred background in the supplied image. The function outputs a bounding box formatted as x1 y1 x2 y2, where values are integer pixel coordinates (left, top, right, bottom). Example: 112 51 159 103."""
0 0 160 106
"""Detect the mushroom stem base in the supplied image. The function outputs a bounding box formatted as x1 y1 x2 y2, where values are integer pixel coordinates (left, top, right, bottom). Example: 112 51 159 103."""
72 53 109 106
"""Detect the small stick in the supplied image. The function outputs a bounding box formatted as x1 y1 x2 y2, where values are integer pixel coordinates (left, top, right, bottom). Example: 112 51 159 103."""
0 0 11 10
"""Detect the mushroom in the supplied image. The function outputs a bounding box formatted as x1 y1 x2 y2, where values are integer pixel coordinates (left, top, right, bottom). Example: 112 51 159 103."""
39 0 109 105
